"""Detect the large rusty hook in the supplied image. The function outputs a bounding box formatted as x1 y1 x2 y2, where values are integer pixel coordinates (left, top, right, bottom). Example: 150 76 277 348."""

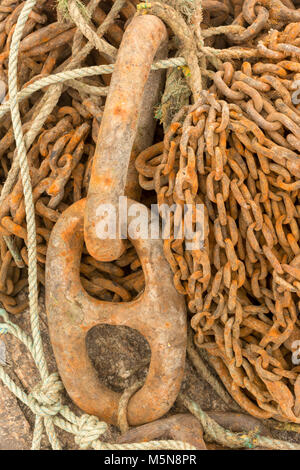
46 15 187 426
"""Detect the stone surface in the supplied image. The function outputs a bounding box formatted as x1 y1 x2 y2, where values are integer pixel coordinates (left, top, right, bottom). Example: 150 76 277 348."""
0 380 31 450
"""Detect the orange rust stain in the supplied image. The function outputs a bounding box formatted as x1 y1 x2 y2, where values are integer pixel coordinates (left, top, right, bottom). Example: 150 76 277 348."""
61 229 77 243
103 177 113 187
91 173 114 189
112 105 127 119
48 181 60 196
80 325 90 333
10 194 22 205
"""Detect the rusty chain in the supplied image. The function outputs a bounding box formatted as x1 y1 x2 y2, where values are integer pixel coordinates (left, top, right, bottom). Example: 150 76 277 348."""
136 14 300 422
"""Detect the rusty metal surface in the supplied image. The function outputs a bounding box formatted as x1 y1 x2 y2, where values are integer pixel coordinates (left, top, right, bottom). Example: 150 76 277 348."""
207 411 272 436
84 14 168 262
46 198 186 426
117 413 207 449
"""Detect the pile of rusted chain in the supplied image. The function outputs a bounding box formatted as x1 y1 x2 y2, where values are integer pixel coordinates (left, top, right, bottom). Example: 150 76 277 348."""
2 0 300 451
136 2 300 424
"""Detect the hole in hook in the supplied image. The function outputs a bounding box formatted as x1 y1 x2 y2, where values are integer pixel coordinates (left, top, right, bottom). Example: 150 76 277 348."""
87 324 151 393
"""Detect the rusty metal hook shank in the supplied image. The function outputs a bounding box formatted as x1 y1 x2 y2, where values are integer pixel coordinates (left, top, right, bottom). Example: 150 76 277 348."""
84 14 168 262
46 198 186 426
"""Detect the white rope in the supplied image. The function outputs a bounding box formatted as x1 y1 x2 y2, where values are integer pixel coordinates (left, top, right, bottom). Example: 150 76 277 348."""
8 1 45 379
7 0 59 450
0 58 188 120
